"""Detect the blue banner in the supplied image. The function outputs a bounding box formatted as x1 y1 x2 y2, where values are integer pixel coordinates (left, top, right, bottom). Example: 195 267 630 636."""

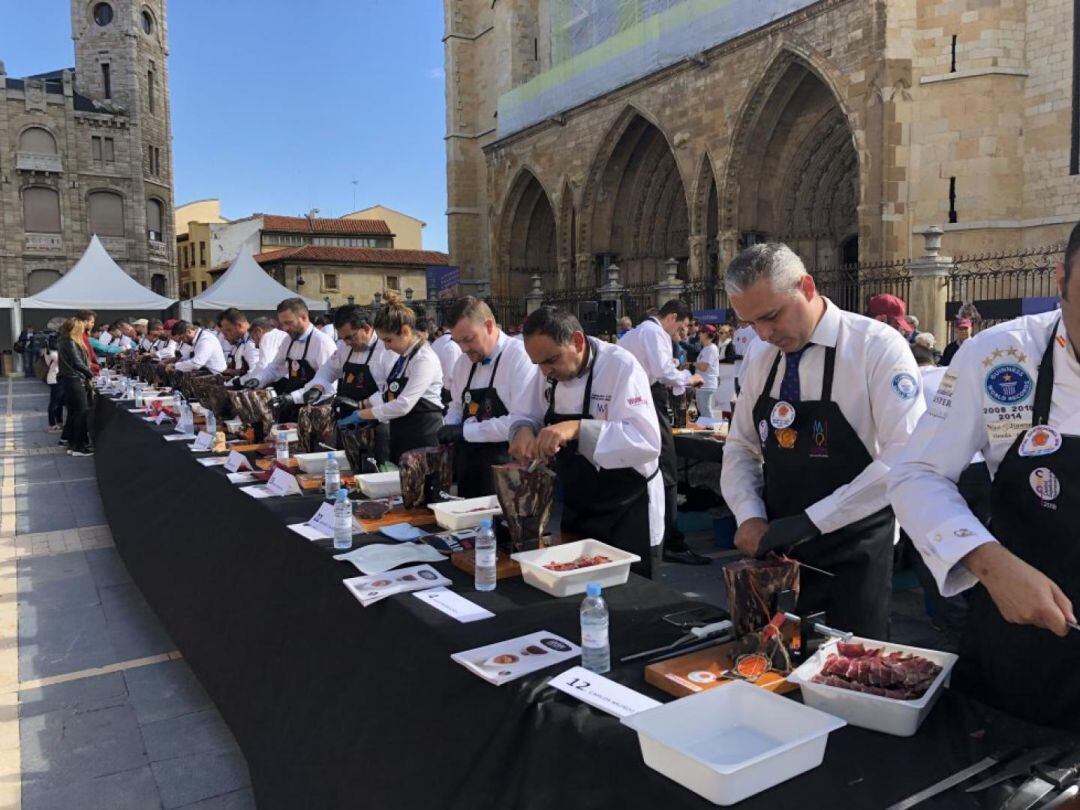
425 266 460 301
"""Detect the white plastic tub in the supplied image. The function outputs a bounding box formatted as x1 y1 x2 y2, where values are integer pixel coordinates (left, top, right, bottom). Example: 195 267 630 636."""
356 472 401 499
270 423 299 443
295 451 349 475
430 496 501 530
621 680 845 806
511 539 639 598
786 636 958 737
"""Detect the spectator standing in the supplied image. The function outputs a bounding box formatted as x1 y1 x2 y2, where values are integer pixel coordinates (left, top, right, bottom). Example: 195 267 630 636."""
694 325 720 419
939 317 973 367
45 335 64 433
57 318 94 457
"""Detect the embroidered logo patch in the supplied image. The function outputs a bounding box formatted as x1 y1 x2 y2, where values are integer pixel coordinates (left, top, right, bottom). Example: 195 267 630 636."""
891 372 919 401
775 428 798 449
985 364 1032 405
1019 426 1061 458
758 419 769 445
770 401 796 429
810 418 828 458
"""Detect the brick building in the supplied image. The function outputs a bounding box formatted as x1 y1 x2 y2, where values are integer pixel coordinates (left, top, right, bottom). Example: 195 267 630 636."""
0 0 175 299
444 0 1080 300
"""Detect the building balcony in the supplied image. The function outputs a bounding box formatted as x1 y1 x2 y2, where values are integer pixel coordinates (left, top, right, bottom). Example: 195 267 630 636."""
24 233 64 253
148 239 169 261
16 152 63 173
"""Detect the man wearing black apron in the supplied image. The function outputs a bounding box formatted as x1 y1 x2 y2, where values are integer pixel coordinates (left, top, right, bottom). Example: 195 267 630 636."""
242 297 337 421
721 244 924 639
437 297 538 497
306 305 395 464
509 307 664 578
167 321 227 375
619 300 710 566
217 308 259 379
890 225 1080 730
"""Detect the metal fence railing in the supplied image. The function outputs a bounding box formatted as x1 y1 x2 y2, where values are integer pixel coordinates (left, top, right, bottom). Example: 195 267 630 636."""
809 259 912 314
947 243 1062 325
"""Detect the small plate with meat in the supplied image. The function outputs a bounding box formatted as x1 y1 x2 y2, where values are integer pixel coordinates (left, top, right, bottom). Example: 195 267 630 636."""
786 637 958 737
512 539 640 598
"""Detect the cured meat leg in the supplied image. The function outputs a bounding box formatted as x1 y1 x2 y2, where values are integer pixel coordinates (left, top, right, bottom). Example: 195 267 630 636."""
491 462 556 552
722 558 800 637
399 446 454 509
297 404 334 453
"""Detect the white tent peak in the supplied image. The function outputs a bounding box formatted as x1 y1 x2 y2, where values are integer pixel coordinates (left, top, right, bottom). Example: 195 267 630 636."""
190 251 327 311
21 235 176 310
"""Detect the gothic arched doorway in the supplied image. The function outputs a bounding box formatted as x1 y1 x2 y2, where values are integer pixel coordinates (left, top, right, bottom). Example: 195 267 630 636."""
499 169 557 299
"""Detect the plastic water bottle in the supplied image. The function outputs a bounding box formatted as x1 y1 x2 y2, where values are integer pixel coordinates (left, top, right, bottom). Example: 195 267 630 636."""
275 429 289 461
323 452 340 496
205 410 217 438
333 488 353 550
474 517 497 592
581 583 611 674
179 400 193 434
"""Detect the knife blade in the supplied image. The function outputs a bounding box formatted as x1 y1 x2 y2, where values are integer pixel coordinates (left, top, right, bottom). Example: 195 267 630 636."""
885 747 1019 810
999 746 1080 810
1042 781 1080 809
965 745 1065 792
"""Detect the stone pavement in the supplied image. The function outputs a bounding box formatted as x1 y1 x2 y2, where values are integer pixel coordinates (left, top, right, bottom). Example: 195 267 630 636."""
0 376 253 810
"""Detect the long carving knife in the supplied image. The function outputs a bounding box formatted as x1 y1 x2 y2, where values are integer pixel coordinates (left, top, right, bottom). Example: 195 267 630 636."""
884 747 1019 810
999 746 1080 810
964 745 1065 792
1042 781 1080 809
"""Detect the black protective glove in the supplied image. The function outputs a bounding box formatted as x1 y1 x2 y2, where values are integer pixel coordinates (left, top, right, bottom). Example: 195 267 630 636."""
227 376 243 390
242 377 260 390
270 395 291 413
302 387 322 405
436 423 464 445
756 512 820 556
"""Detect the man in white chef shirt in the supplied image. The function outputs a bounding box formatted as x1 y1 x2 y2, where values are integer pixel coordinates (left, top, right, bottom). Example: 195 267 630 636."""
132 319 151 351
436 297 538 497
508 307 663 578
217 308 260 378
167 320 227 374
154 320 180 360
888 225 1080 731
619 299 709 566
431 324 463 406
113 321 137 351
246 318 287 378
720 243 924 639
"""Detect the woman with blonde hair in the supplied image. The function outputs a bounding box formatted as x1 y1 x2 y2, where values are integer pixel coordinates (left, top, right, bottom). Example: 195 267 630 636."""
58 317 95 456
357 291 444 461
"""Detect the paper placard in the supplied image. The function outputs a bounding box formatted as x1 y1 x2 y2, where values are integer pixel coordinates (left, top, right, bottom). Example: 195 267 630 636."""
240 484 273 499
288 523 329 541
128 408 146 414
342 564 452 607
154 411 169 425
224 450 251 473
190 432 214 451
451 631 580 686
549 666 661 718
196 457 227 467
413 588 493 623
266 467 302 497
163 434 194 442
227 471 260 485
306 503 338 537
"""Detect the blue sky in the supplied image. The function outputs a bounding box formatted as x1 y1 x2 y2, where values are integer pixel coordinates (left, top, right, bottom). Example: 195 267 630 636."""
0 0 449 251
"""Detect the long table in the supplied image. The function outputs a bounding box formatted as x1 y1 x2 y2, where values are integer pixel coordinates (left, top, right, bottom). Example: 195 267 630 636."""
93 396 1071 810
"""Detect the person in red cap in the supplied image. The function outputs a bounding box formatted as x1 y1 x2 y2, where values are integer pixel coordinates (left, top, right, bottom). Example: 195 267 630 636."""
939 317 973 366
868 293 914 336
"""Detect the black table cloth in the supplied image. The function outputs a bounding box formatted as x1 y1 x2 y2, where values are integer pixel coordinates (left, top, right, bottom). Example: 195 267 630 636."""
93 396 1072 810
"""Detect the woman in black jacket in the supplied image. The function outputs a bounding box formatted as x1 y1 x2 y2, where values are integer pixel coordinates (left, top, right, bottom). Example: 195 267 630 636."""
58 318 94 457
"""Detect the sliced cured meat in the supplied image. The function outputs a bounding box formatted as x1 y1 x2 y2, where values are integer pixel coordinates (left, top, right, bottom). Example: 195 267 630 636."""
812 645 943 700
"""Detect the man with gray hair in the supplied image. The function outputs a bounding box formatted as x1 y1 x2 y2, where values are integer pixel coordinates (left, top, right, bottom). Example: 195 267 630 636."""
719 243 924 638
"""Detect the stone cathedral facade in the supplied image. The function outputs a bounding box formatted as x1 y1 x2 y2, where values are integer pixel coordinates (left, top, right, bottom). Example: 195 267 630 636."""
444 0 1080 299
0 0 175 298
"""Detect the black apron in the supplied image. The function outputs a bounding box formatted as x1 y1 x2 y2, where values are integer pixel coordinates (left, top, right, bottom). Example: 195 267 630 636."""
384 340 443 463
228 334 252 375
751 345 895 638
337 338 389 465
272 331 316 395
455 349 510 498
957 322 1080 730
545 340 656 578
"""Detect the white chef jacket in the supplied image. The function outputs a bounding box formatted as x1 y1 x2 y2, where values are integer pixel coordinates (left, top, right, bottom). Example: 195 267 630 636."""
174 329 227 374
251 325 339 402
214 329 231 353
432 333 463 391
309 336 398 405
137 336 153 352
320 323 337 340
509 338 665 546
732 324 759 385
155 339 178 360
251 328 288 377
117 334 135 350
370 340 444 422
618 317 693 392
227 334 260 374
889 310 1079 596
721 298 925 535
444 331 539 444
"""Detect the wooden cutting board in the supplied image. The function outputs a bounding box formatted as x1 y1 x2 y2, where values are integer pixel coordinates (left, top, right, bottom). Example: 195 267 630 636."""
357 506 435 533
255 457 300 471
295 474 357 492
230 442 271 454
450 549 521 580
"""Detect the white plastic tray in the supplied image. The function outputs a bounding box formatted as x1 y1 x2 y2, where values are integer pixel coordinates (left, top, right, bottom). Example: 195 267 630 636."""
511 539 639 598
786 636 958 737
621 680 845 806
356 471 401 499
430 496 501 530
294 451 349 475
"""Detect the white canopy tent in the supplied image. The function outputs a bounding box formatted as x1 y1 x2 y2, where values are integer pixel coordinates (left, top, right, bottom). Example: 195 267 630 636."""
189 252 327 311
20 235 176 310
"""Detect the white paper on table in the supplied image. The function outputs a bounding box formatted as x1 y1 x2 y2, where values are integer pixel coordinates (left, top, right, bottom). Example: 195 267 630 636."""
224 450 251 472
342 564 451 606
334 542 446 575
266 467 302 496
190 432 214 451
142 416 156 422
154 411 170 425
240 484 273 499
163 434 194 442
196 456 227 467
451 631 580 686
129 408 147 414
412 588 493 623
288 522 329 541
548 666 661 718
227 471 260 485
305 502 337 536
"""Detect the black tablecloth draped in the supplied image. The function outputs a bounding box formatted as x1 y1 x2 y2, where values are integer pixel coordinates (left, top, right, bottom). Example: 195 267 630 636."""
93 396 1070 810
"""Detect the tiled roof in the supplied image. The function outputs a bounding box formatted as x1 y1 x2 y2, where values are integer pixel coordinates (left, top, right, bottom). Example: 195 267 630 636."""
253 246 451 267
257 214 392 236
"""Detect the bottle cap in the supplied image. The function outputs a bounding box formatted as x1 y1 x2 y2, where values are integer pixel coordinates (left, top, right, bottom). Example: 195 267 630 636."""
480 517 492 530
327 451 334 459
586 583 601 598
337 488 348 499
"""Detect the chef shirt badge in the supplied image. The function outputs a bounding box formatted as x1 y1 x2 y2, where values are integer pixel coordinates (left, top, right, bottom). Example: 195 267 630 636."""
758 419 769 445
770 401 796 429
809 418 828 458
1019 425 1062 458
891 372 919 401
984 350 1033 405
345 373 355 384
1029 467 1061 509
775 427 798 449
